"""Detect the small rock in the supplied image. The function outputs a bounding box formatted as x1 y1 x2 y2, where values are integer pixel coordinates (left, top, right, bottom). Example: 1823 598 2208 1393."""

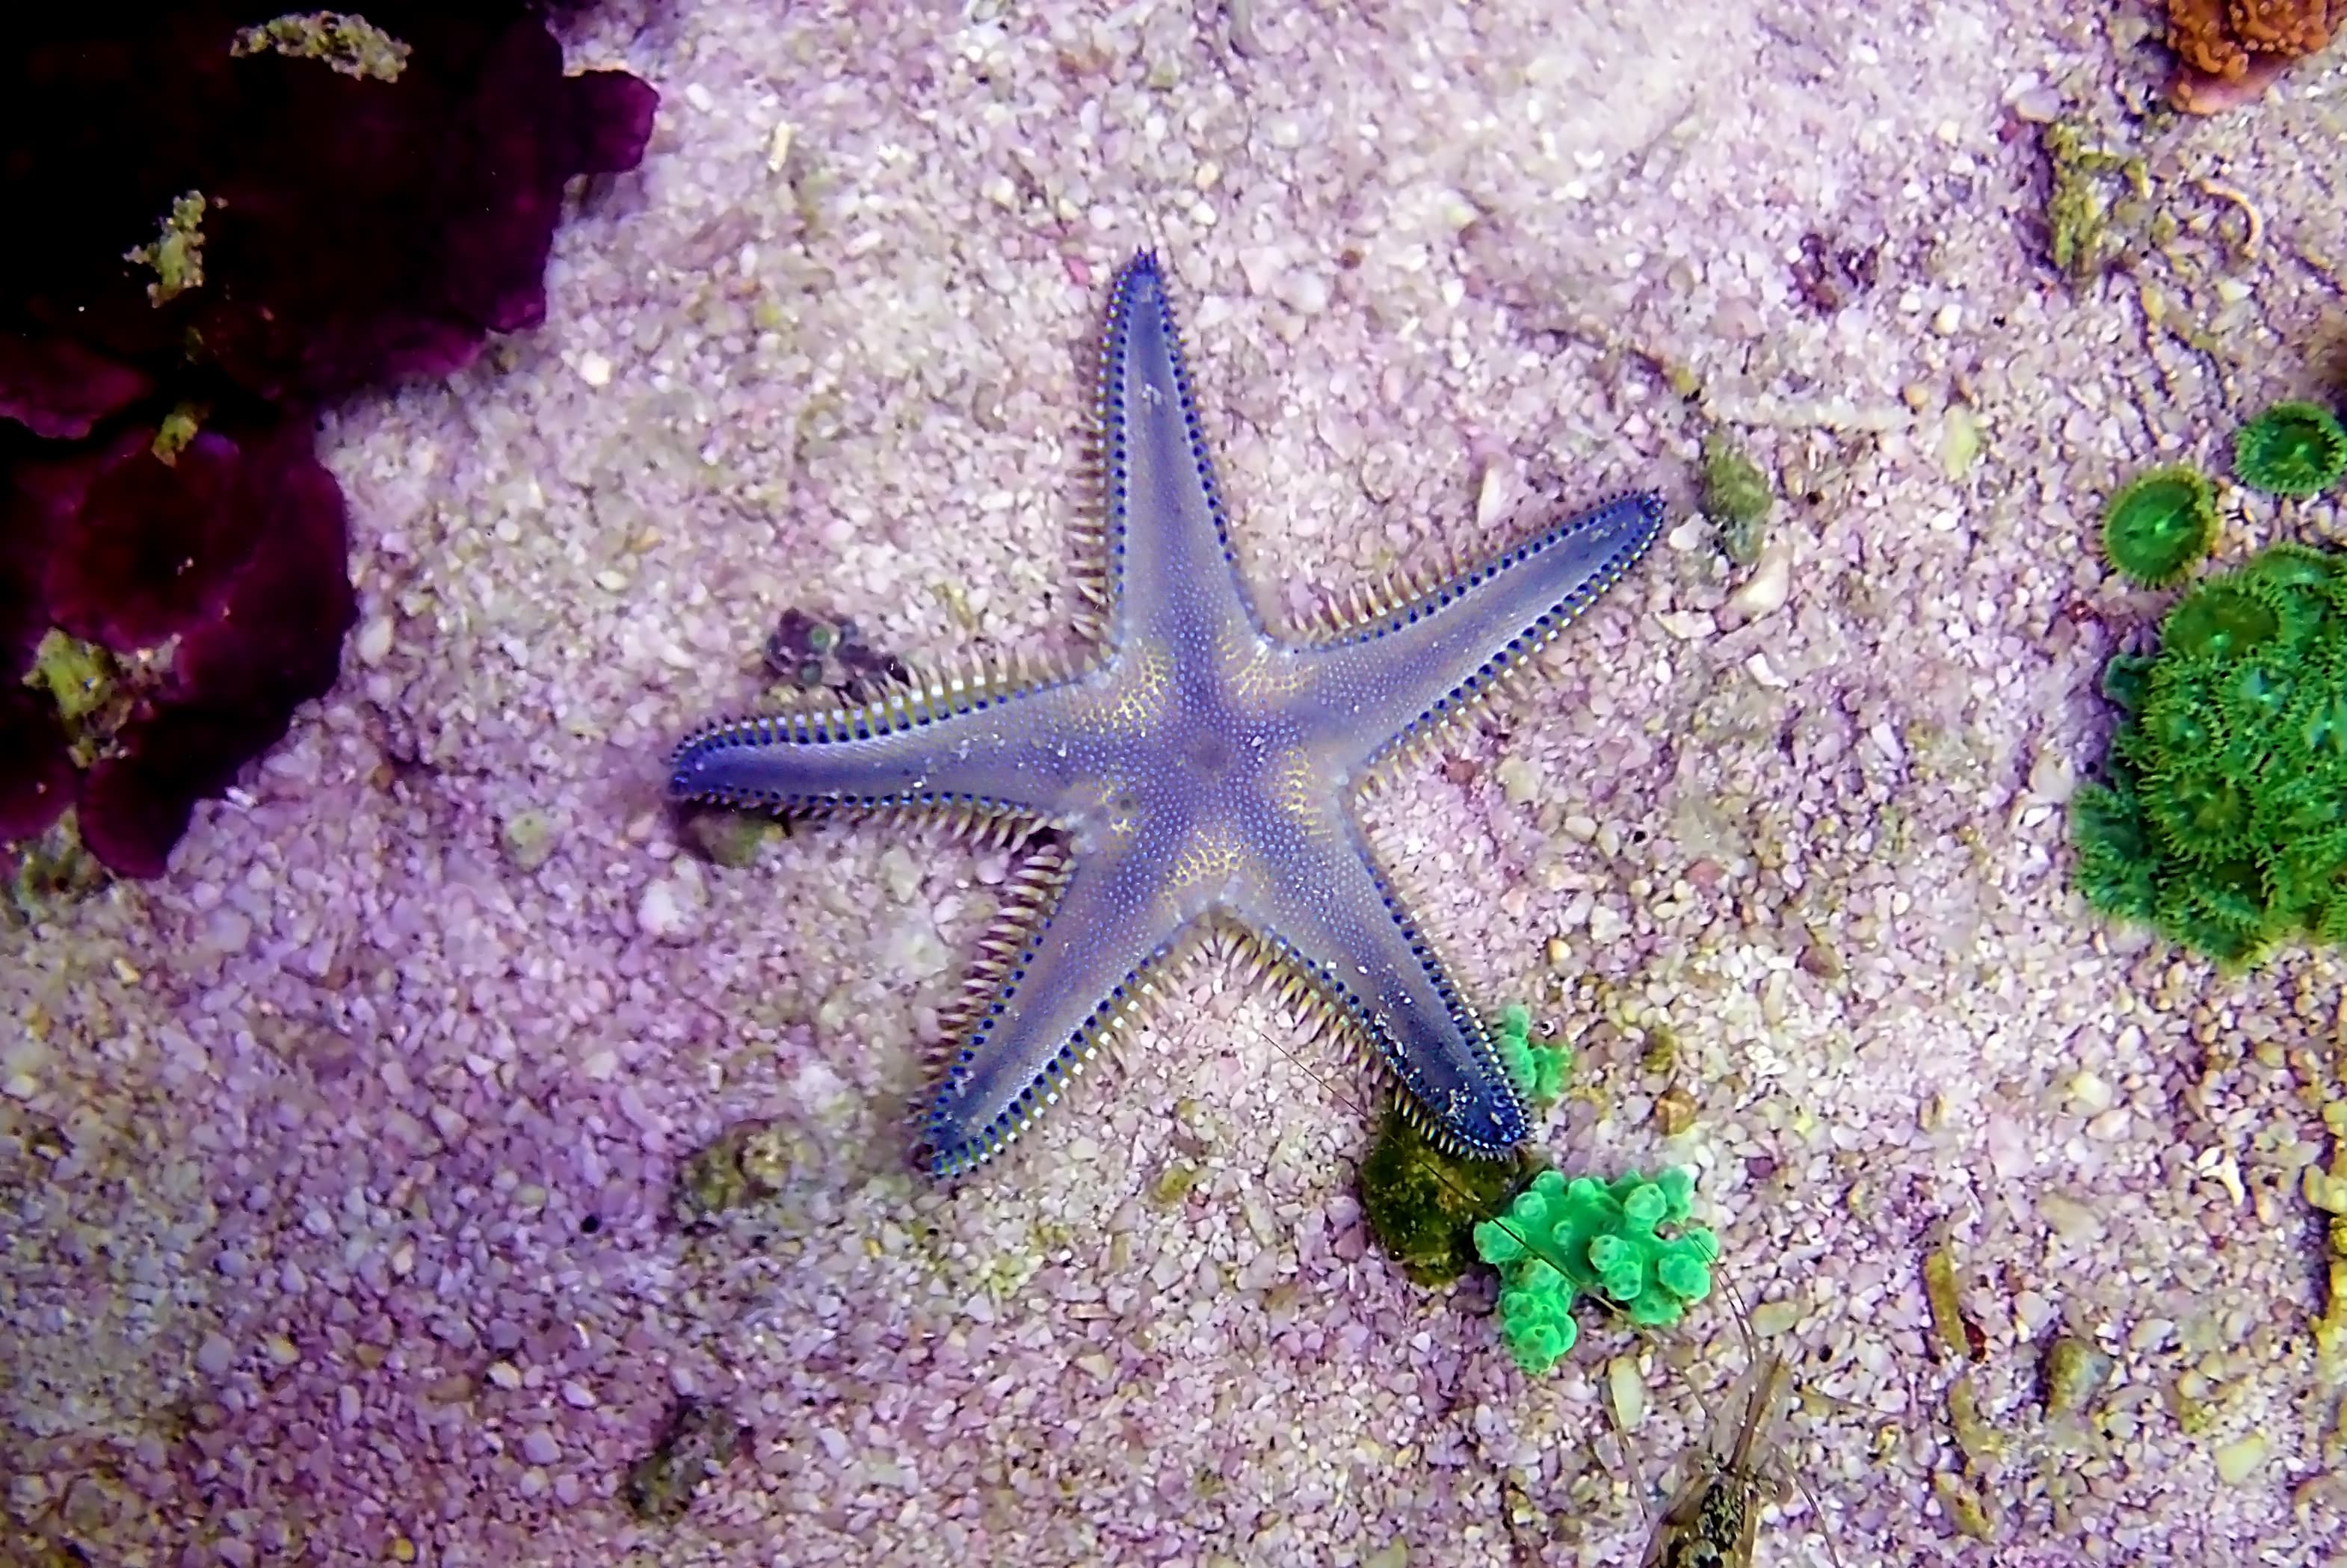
1721 540 1792 626
2010 84 2064 123
2042 1335 2114 1420
623 1400 744 1524
1494 756 1538 806
354 614 395 665
1606 1354 1648 1430
2065 1069 2113 1114
1235 1247 1283 1291
499 809 559 874
2035 1191 2105 1244
2212 1433 2269 1485
636 867 707 943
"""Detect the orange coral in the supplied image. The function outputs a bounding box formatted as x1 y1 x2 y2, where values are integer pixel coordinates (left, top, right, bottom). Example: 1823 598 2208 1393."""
2168 0 2340 78
2167 1 2340 113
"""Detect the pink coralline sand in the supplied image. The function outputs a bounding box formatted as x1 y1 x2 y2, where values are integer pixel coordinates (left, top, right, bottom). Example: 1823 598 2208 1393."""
4 2 2346 1567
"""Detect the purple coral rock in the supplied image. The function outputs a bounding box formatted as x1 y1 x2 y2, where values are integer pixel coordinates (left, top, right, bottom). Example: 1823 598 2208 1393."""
0 688 74 842
1 6 661 406
0 466 57 679
77 419 355 879
0 332 152 441
43 428 267 652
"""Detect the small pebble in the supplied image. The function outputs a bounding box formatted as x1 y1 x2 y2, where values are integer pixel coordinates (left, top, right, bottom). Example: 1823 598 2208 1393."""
2044 1335 2114 1420
355 614 395 665
2067 1069 2113 1114
636 871 706 942
2010 85 2064 123
1606 1355 1648 1430
521 1430 561 1466
2213 1433 2269 1485
1723 540 1792 624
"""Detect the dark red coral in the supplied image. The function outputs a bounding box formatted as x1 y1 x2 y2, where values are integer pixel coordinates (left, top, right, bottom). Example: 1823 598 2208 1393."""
0 687 74 843
0 333 152 441
0 4 657 878
2 5 659 409
41 428 269 652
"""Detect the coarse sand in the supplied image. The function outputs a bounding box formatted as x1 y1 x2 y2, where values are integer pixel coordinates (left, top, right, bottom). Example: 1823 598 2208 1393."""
6 2 2346 1564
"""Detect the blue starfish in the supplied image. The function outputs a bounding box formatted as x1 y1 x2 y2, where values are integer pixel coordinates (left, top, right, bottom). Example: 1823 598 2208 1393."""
672 253 1663 1176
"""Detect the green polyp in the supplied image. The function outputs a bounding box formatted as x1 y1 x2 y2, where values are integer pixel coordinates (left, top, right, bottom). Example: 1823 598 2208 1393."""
2138 685 2224 756
2101 465 2218 587
2242 542 2337 593
2162 584 2279 661
2232 401 2347 499
2219 659 2292 727
2098 653 2154 714
2144 761 2256 856
1699 431 1774 565
1493 1001 1570 1109
2259 774 2347 838
2295 688 2347 761
28 630 117 729
2322 897 2347 947
126 191 207 305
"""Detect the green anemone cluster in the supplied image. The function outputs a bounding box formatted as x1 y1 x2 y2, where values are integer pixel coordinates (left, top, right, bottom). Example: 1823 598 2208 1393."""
1472 1167 1717 1375
2233 401 2347 499
2072 542 2347 966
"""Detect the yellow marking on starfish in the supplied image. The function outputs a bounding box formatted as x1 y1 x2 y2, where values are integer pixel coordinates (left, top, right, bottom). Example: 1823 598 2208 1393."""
1075 638 1175 737
1265 747 1333 836
1221 630 1307 704
1159 823 1255 916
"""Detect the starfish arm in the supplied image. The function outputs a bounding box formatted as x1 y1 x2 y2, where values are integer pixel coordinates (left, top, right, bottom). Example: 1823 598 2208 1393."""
1229 807 1531 1156
1097 253 1263 654
667 675 1104 819
1286 492 1666 772
923 834 1194 1173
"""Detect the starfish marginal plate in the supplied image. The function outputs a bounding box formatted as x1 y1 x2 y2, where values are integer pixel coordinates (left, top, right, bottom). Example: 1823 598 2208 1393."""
671 252 1663 1176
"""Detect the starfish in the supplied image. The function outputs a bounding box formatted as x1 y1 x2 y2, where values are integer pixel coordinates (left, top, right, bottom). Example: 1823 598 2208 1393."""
671 252 1663 1176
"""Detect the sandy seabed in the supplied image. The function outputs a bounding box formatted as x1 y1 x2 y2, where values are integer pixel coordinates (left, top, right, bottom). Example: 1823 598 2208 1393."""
7 2 2347 1564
